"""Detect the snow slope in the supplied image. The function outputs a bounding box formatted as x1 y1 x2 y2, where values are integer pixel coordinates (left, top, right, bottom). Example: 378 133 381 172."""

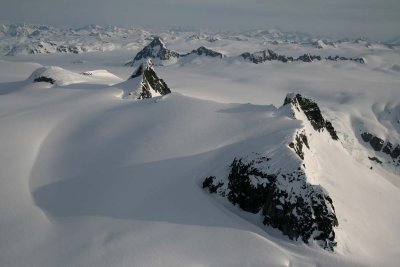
0 28 399 266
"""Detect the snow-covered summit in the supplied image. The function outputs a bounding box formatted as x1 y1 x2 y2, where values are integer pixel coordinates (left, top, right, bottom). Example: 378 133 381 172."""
28 66 89 86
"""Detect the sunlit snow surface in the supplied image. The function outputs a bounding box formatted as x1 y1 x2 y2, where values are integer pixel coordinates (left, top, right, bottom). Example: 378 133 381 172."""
0 32 399 267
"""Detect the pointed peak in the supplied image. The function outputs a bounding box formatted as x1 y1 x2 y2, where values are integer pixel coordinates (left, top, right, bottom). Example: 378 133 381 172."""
126 36 179 67
122 59 171 99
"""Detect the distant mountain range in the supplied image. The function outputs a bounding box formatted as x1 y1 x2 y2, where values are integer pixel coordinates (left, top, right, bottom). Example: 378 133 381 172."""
0 23 397 56
126 36 366 66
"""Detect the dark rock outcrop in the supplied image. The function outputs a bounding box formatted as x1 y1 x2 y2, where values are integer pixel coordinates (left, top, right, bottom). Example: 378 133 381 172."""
241 49 293 64
203 156 338 251
202 176 223 193
289 131 309 160
122 59 171 99
368 156 383 164
370 136 385 151
284 93 339 140
241 49 365 65
297 54 321 62
360 131 400 167
361 132 373 142
125 37 180 66
392 145 400 159
183 46 224 58
326 55 365 64
33 76 55 84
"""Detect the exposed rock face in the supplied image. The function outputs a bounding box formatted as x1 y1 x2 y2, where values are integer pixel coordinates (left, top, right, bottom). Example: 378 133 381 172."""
121 59 171 99
203 155 338 251
284 93 339 140
202 93 341 250
33 76 55 84
183 46 224 58
326 55 365 64
297 54 321 62
241 49 293 64
289 131 309 160
125 37 180 66
360 132 400 167
241 49 365 64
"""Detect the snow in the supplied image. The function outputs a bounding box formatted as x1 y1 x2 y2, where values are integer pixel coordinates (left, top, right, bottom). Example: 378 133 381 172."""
0 25 400 267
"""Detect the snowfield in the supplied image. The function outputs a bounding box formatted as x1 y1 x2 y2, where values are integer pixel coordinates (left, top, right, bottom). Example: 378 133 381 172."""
0 25 400 267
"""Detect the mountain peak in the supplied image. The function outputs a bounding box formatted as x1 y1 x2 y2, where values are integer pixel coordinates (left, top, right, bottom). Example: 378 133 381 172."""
186 46 225 58
125 37 180 66
120 59 171 99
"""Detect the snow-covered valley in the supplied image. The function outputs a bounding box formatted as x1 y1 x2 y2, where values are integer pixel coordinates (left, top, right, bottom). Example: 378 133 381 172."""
0 24 400 266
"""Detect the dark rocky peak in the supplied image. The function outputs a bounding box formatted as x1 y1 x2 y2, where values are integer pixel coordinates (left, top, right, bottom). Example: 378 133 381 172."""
184 46 225 58
284 93 339 140
203 154 338 251
123 59 171 99
125 37 180 66
33 76 55 84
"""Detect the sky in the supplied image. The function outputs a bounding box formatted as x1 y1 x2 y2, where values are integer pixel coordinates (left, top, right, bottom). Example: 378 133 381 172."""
1 0 399 40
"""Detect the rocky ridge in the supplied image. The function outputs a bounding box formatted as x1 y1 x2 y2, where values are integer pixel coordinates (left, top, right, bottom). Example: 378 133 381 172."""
241 50 365 64
126 37 225 66
203 93 339 251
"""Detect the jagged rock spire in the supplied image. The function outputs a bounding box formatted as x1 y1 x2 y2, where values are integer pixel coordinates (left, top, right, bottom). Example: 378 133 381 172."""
121 59 171 99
